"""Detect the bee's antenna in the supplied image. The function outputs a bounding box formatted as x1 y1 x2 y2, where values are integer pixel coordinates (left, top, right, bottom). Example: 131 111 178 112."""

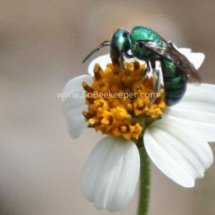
82 41 110 63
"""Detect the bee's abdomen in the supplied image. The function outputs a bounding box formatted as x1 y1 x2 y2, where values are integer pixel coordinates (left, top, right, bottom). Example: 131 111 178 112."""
162 60 187 106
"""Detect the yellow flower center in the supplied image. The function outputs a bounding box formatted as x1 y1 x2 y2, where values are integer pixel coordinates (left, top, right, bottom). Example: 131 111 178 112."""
83 61 165 140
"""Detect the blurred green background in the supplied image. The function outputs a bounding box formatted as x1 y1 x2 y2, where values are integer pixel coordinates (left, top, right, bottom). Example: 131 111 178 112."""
0 0 215 214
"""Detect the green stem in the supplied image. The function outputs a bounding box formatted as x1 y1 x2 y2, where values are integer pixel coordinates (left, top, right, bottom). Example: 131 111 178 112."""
137 145 150 215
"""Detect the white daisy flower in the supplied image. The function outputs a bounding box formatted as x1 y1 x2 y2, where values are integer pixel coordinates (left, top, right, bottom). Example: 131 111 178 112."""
61 49 214 212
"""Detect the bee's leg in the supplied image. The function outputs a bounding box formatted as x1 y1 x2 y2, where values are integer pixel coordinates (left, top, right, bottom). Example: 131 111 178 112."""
150 60 161 105
119 50 134 69
142 61 151 78
119 52 134 70
136 61 151 82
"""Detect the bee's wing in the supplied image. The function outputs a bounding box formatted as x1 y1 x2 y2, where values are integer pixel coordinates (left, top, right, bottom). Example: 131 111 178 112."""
137 40 201 85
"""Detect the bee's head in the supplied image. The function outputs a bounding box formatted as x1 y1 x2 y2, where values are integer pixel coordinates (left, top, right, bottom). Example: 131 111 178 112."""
111 29 130 52
110 29 130 68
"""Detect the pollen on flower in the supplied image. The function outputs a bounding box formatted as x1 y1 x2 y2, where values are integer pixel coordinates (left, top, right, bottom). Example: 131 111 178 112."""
83 61 166 140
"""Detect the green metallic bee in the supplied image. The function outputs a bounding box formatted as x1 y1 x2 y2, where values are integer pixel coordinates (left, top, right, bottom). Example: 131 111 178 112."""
83 27 203 106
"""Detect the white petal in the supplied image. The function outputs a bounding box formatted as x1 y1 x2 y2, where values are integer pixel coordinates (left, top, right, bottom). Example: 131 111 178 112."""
65 115 87 139
61 75 92 138
178 48 191 54
81 137 140 212
144 118 213 187
88 54 111 76
163 84 215 142
179 48 205 69
187 53 205 70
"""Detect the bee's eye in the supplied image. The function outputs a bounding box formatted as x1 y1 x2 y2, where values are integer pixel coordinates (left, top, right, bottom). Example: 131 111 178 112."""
123 32 129 37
